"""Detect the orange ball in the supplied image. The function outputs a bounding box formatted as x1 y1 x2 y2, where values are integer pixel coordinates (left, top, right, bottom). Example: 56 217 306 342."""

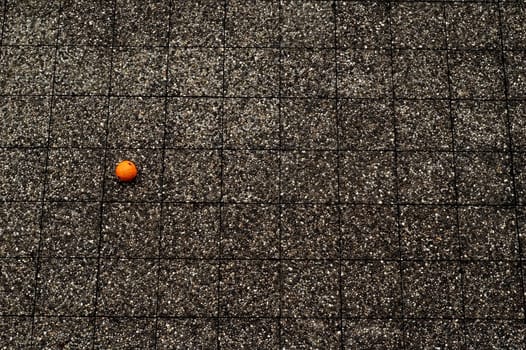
115 160 138 182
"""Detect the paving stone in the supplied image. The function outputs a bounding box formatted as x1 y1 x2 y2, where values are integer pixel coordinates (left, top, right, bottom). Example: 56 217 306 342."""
46 148 104 201
94 317 155 350
33 317 93 349
97 259 157 316
55 47 111 95
221 204 279 259
101 203 161 258
220 260 280 317
509 101 526 151
169 48 223 96
223 150 279 202
0 97 50 147
502 2 526 49
463 261 523 319
505 50 526 99
515 152 526 205
112 47 167 96
281 98 337 150
463 321 526 349
0 149 46 201
456 151 513 205
402 261 462 318
2 1 525 346
400 205 459 259
404 320 463 350
459 206 519 260
225 48 279 97
0 202 40 258
0 317 32 349
337 1 390 49
0 259 36 315
281 1 334 48
281 151 338 203
171 1 224 47
391 2 445 49
281 204 339 259
282 49 335 97
281 318 341 349
396 99 451 150
0 47 55 95
341 205 399 259
340 151 395 204
282 260 339 318
342 261 401 318
393 50 448 99
167 97 222 148
114 0 169 46
157 318 217 349
397 151 455 204
219 318 278 350
3 0 60 44
339 49 391 98
157 259 217 317
445 3 499 49
449 51 504 99
40 202 100 258
343 320 402 349
161 204 220 259
226 0 279 47
163 149 221 202
59 0 113 45
452 100 508 151
107 97 165 148
35 258 97 316
50 97 107 148
223 98 279 149
339 99 394 150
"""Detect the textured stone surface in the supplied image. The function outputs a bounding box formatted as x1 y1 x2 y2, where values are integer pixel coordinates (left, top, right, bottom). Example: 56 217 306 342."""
2 1 526 347
108 97 165 148
0 202 41 258
35 258 97 315
221 204 279 259
0 259 36 315
396 99 451 150
46 148 104 201
0 149 46 201
40 202 100 257
3 0 60 45
0 47 55 95
392 2 445 49
33 317 93 349
98 259 157 316
101 203 161 258
55 47 111 95
167 97 222 148
220 259 280 317
341 204 398 259
0 97 50 147
50 97 108 148
339 99 393 150
157 259 217 317
445 3 499 49
400 205 458 259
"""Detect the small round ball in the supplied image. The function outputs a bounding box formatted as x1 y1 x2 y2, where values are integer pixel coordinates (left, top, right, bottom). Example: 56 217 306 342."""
115 160 138 182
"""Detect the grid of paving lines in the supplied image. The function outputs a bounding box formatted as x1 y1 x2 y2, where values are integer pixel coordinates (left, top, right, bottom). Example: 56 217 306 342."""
1 0 526 349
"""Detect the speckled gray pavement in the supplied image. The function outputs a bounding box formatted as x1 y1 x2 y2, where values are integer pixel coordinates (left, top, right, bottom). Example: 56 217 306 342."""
1 1 526 349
